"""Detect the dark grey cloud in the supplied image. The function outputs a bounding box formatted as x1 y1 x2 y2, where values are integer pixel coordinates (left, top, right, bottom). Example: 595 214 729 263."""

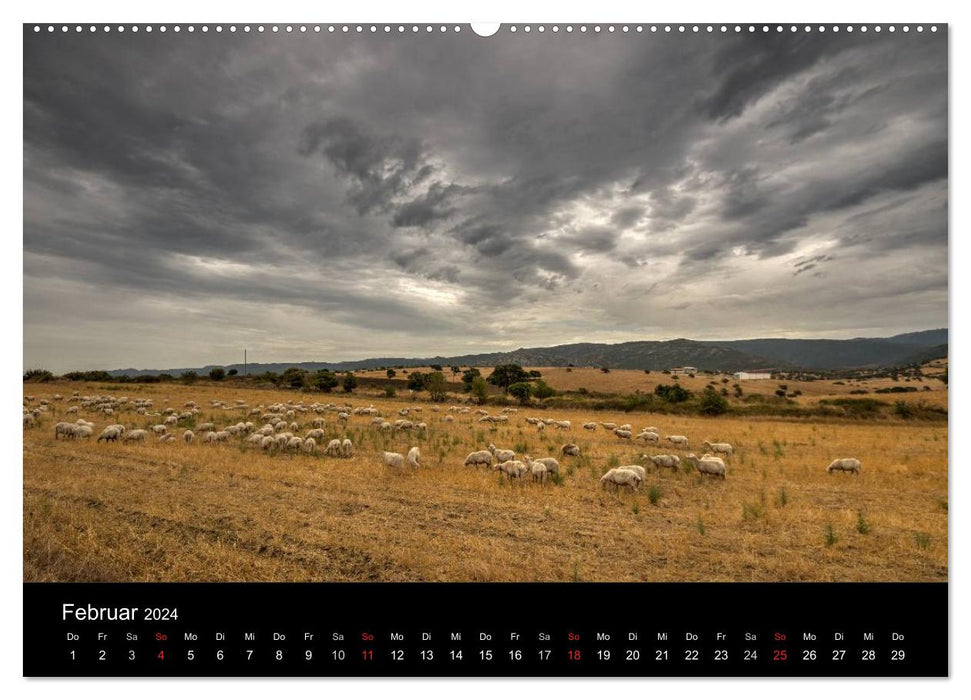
22 27 948 371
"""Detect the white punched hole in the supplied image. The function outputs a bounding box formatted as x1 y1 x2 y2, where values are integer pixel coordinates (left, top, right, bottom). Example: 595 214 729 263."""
471 23 500 37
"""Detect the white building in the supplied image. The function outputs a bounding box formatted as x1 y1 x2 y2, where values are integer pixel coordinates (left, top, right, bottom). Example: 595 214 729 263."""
733 371 772 380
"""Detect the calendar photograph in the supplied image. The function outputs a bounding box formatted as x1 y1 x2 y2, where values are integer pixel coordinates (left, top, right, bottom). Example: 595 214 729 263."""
23 24 947 588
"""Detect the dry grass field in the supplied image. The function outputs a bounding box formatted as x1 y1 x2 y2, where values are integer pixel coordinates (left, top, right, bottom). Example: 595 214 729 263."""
23 381 947 583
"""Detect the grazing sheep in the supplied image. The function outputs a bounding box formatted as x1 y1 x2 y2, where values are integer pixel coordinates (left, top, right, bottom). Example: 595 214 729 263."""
444 415 454 423
600 467 642 491
305 428 325 441
406 446 421 469
827 458 862 475
312 418 326 428
614 429 633 440
287 437 304 452
97 426 123 443
261 436 276 451
54 422 76 440
246 433 263 446
536 422 546 432
702 441 734 457
666 435 689 449
23 414 35 429
302 437 317 454
66 406 78 415
325 439 342 457
526 456 560 475
152 424 168 435
197 422 215 433
618 465 646 482
164 415 178 427
416 422 428 433
463 450 493 468
561 443 580 457
644 426 658 433
341 439 353 458
583 422 597 431
684 453 727 479
379 421 393 432
123 429 149 443
159 434 176 443
600 422 618 430
73 424 94 440
553 420 571 430
495 460 528 480
530 462 548 484
383 451 405 469
636 431 660 444
619 423 632 432
488 443 516 463
646 454 680 471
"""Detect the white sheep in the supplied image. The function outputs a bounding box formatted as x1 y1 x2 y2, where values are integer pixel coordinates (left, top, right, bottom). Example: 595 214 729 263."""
619 423 632 432
827 458 862 475
261 436 277 451
684 453 727 479
407 446 421 468
530 462 548 484
561 443 580 457
164 415 178 427
702 441 734 457
54 422 76 439
646 454 680 471
97 426 123 443
526 456 560 475
303 437 317 454
305 428 325 441
614 429 633 440
325 439 342 457
341 439 354 458
444 415 454 423
618 465 646 482
583 422 597 431
246 433 263 446
383 451 405 469
197 422 215 433
464 450 493 468
495 460 527 480
152 424 168 435
665 435 689 449
123 429 149 443
553 420 571 430
536 422 546 432
73 424 93 440
636 431 660 444
600 422 618 430
600 467 641 491
159 434 176 443
488 443 516 463
287 437 304 452
23 414 36 429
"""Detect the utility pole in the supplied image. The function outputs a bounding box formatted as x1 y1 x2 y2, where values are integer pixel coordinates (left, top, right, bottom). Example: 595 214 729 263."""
244 349 247 377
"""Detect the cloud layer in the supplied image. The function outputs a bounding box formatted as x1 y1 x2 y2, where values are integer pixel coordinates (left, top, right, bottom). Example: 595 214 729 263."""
23 27 947 372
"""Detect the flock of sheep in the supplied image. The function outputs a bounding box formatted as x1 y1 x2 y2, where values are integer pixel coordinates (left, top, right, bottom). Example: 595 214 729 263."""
24 390 863 497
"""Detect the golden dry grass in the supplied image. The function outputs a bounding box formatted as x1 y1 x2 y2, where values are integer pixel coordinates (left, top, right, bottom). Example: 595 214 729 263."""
23 381 947 583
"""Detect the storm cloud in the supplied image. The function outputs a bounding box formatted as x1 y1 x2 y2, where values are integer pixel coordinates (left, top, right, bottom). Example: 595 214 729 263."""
23 26 947 372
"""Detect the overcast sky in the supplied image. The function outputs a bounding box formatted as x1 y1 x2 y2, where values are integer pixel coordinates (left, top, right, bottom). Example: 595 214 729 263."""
23 27 947 372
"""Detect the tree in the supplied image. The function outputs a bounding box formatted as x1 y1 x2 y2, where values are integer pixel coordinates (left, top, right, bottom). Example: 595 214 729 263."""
470 375 489 404
643 369 651 374
209 367 226 381
280 367 307 389
601 367 611 373
227 368 238 376
23 369 53 382
180 371 198 385
312 370 338 393
508 382 533 405
532 379 555 399
487 364 530 392
461 367 481 389
528 370 542 378
450 366 461 380
384 385 396 397
699 386 729 415
342 372 358 393
407 372 427 392
430 364 443 371
386 368 397 379
425 371 448 401
655 383 691 403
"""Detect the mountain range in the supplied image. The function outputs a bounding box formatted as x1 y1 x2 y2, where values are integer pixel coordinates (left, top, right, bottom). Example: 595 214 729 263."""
106 329 948 377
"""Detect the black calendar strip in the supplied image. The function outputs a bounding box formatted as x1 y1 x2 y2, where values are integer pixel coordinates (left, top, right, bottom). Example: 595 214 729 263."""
24 583 947 677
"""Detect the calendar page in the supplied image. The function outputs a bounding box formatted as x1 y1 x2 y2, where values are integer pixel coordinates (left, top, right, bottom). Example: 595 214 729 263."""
22 21 948 677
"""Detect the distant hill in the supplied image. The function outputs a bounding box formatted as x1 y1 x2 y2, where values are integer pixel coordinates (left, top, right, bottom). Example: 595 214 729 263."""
104 328 947 377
